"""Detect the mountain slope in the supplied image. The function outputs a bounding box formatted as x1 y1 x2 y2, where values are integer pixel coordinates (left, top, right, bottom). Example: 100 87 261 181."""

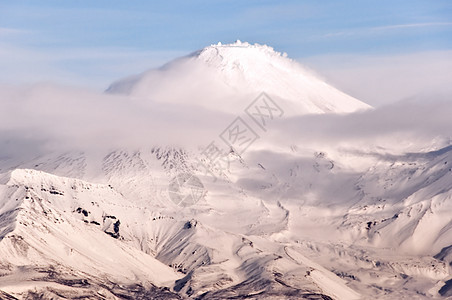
0 169 182 298
2 143 452 298
0 41 451 299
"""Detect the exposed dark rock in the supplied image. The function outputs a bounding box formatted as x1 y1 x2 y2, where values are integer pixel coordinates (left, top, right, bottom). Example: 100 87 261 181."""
184 219 197 229
75 207 89 217
113 220 120 234
439 279 452 297
0 290 18 300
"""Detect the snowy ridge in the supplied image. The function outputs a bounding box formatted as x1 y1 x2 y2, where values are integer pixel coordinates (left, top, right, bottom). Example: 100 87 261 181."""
0 169 183 298
345 146 452 254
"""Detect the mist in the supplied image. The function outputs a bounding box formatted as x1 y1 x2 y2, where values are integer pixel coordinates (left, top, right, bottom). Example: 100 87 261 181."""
1 79 451 165
302 51 452 107
270 92 452 156
0 83 235 160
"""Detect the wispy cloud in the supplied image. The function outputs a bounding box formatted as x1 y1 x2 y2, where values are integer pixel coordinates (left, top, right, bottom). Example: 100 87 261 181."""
372 22 452 30
321 22 452 39
0 27 28 36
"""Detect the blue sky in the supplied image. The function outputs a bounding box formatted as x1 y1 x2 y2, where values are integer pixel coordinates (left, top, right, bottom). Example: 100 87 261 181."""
0 0 451 95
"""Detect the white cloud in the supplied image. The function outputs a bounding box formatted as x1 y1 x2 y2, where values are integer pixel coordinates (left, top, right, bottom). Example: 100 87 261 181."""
0 80 451 164
301 50 452 106
0 83 234 159
268 93 452 159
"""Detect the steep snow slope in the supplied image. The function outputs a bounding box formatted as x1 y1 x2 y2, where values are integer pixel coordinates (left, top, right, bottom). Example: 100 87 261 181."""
0 169 182 298
344 145 452 255
2 143 451 299
107 41 371 115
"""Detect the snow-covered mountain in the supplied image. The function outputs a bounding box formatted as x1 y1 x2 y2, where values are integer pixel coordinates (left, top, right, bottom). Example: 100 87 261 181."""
0 42 451 299
107 41 371 115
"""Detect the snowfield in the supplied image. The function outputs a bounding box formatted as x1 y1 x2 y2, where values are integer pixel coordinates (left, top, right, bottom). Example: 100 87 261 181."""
0 42 451 299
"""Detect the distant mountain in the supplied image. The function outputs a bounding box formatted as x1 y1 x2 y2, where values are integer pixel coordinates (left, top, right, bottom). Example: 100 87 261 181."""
107 41 371 115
